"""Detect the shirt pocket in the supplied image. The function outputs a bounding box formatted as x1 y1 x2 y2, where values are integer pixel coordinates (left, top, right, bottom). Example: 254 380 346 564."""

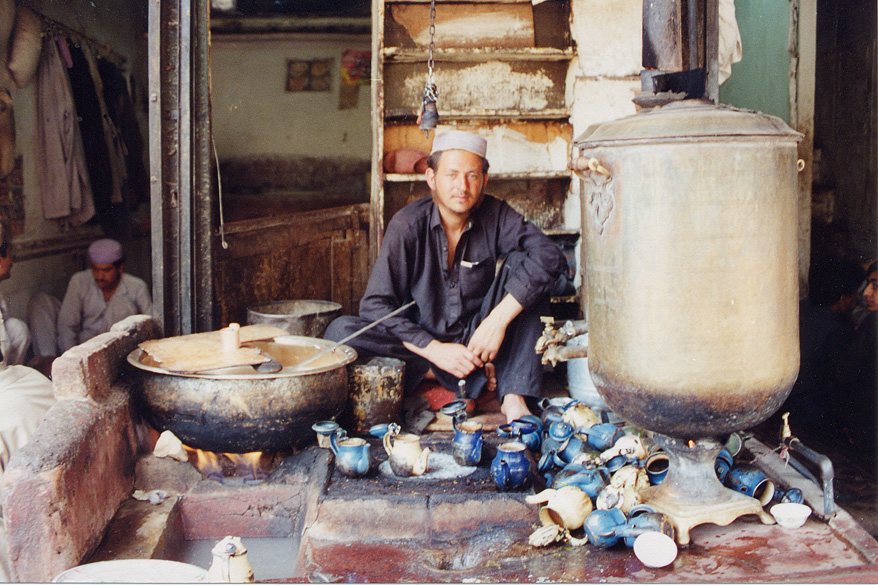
459 255 496 299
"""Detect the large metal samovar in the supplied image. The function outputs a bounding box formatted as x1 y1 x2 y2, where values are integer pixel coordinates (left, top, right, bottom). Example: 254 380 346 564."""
572 100 802 544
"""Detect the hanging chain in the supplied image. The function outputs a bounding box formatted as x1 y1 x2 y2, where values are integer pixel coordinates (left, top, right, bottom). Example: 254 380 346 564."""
426 0 437 100
417 0 439 133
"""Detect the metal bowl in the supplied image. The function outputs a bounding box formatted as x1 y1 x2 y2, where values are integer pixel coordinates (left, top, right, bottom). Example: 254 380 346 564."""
128 335 356 453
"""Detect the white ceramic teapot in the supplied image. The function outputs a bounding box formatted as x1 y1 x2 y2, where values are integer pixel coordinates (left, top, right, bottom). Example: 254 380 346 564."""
207 536 254 583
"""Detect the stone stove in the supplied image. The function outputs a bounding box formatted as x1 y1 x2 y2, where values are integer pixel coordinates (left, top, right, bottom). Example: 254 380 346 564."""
5 315 878 582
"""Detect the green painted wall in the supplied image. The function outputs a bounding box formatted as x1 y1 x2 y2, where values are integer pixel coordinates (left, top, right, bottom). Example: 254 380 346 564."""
719 0 791 123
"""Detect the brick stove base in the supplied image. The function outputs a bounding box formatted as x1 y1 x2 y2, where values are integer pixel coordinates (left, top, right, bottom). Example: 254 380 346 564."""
81 433 878 583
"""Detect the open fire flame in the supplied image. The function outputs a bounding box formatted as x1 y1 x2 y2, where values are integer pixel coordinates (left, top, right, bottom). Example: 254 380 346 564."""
185 448 273 485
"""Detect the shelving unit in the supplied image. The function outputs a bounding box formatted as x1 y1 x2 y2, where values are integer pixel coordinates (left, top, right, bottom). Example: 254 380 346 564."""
370 0 578 269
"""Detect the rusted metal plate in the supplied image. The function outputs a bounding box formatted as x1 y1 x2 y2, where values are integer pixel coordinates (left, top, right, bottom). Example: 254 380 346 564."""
384 60 568 114
387 3 535 49
213 205 369 327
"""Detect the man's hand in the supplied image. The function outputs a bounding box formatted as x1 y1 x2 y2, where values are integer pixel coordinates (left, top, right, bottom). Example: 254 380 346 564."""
467 293 523 363
404 339 483 379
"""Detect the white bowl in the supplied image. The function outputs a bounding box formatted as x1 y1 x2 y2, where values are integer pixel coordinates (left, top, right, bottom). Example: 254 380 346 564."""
771 502 812 529
633 531 678 568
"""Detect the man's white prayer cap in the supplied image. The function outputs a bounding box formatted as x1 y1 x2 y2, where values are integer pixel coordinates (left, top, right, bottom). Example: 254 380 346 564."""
88 239 123 264
430 130 488 158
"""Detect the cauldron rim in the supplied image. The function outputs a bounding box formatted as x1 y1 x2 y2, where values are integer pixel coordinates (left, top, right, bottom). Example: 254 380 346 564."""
127 335 357 379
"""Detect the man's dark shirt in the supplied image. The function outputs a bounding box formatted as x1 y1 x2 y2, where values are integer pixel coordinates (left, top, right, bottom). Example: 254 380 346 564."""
360 194 567 349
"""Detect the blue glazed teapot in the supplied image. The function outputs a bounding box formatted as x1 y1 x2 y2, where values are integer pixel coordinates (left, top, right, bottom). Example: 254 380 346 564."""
491 441 532 491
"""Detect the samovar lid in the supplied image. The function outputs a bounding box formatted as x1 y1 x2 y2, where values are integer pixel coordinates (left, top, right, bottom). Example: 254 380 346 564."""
574 100 803 147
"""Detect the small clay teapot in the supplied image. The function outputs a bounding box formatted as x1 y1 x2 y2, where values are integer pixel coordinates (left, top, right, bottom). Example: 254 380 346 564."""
526 485 593 530
207 536 254 583
384 431 431 477
561 402 599 430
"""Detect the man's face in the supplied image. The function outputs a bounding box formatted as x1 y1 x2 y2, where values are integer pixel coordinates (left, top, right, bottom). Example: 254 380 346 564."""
0 240 11 281
91 262 123 292
425 150 488 220
863 271 878 312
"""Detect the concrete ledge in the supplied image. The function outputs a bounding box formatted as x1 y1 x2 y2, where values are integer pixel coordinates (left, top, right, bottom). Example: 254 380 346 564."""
308 491 533 543
88 497 184 563
180 482 308 540
310 495 431 541
429 493 533 534
53 315 161 401
3 391 139 582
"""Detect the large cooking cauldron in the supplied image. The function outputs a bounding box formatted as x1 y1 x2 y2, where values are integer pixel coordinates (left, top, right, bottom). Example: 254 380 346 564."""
128 336 356 453
575 101 802 438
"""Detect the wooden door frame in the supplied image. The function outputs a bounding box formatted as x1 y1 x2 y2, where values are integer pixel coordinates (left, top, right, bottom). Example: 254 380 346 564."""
148 0 214 336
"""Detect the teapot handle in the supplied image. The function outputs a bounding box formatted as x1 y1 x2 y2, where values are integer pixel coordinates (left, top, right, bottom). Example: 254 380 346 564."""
413 447 431 475
382 432 394 456
329 429 342 456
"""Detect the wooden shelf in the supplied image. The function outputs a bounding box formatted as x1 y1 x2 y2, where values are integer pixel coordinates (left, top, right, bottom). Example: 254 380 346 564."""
385 109 571 121
210 14 370 34
384 0 533 3
385 171 572 182
383 47 574 63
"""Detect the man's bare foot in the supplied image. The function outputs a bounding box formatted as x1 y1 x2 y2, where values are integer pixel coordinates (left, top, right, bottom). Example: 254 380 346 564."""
485 362 497 394
501 393 532 423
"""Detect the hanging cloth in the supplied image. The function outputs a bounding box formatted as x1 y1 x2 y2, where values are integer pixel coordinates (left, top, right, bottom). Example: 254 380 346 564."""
35 34 95 226
82 47 128 206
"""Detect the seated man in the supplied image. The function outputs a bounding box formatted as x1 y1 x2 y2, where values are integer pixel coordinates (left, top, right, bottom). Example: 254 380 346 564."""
0 357 55 582
56 238 152 354
781 257 864 432
325 131 568 423
834 261 877 450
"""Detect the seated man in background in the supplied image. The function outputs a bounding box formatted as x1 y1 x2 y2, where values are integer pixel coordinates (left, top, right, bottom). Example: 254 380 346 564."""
325 131 568 423
834 261 877 451
56 238 152 354
781 257 864 433
0 223 31 366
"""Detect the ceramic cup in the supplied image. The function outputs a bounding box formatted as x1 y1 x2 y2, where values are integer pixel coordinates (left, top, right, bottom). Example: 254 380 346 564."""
452 420 483 467
724 464 775 506
773 486 805 504
368 422 400 439
497 419 541 452
614 511 675 547
329 433 370 478
551 464 608 500
312 421 341 449
580 422 624 452
714 448 734 482
645 450 670 485
384 432 431 477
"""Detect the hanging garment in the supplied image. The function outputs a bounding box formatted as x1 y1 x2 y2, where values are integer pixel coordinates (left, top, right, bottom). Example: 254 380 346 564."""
35 35 95 225
65 43 111 224
7 5 45 89
0 89 14 179
718 0 743 85
98 60 148 211
0 0 14 89
83 48 127 207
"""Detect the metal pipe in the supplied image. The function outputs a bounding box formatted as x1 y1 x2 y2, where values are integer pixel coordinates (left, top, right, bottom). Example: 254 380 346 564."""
787 437 836 517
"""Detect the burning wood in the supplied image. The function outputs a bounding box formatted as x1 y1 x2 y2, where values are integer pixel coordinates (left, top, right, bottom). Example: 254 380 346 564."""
185 447 280 485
